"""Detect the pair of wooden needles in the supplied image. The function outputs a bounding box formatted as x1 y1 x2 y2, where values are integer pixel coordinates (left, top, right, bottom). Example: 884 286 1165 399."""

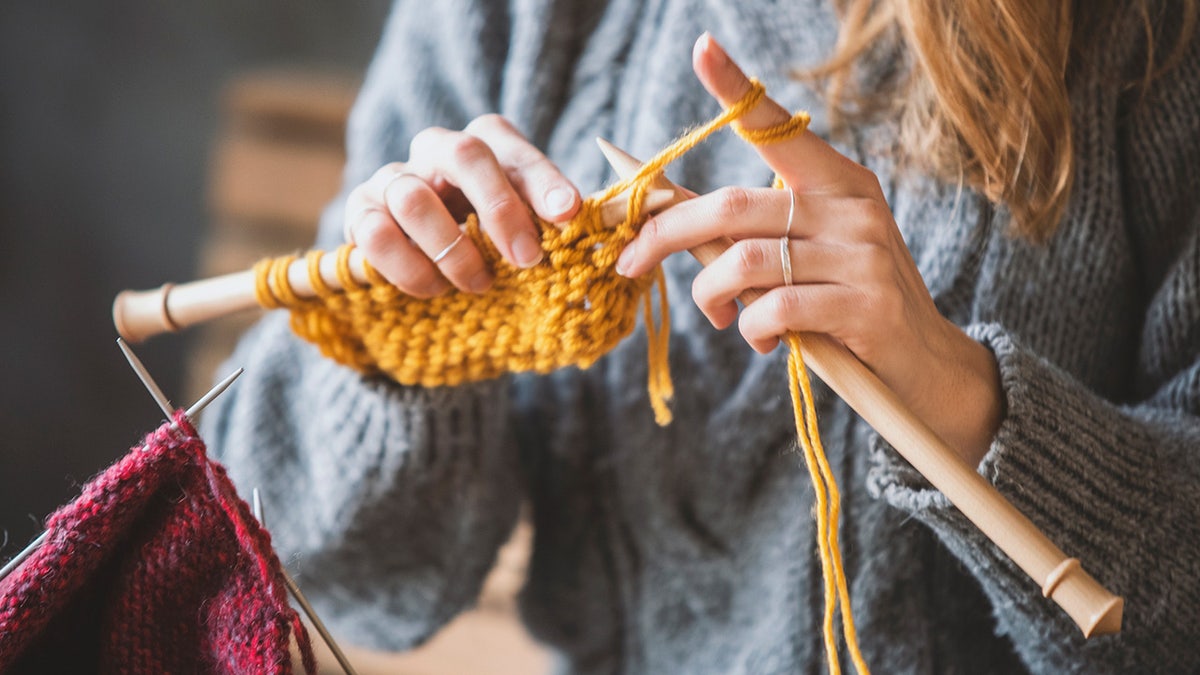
109 139 1123 638
0 340 360 675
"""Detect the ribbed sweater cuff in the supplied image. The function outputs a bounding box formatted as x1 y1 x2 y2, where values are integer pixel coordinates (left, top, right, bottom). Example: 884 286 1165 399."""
865 323 1153 629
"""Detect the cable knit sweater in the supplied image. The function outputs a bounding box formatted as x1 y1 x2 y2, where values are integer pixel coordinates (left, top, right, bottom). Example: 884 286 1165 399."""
203 1 1200 672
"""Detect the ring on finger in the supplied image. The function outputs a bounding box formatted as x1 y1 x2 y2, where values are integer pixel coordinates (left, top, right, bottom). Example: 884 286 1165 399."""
780 236 793 287
432 232 467 263
781 186 796 286
783 186 796 237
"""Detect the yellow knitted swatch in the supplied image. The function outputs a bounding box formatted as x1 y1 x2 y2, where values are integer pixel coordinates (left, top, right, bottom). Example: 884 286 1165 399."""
254 80 769 424
255 79 868 673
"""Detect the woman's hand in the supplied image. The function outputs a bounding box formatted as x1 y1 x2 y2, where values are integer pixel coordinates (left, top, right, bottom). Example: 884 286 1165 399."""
616 34 1003 466
343 115 581 297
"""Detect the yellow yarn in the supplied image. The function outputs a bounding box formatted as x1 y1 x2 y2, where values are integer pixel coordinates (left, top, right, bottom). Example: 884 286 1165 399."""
255 78 867 673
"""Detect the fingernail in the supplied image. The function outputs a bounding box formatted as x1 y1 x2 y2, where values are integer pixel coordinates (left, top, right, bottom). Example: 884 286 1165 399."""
544 186 574 217
512 231 543 268
469 269 493 294
616 239 637 277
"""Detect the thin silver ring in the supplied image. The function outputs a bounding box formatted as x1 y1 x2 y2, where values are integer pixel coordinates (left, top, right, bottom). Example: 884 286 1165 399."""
781 187 795 286
784 186 796 238
780 236 793 287
431 232 467 263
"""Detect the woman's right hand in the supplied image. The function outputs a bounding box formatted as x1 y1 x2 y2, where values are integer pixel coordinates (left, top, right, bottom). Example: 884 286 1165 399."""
343 115 582 297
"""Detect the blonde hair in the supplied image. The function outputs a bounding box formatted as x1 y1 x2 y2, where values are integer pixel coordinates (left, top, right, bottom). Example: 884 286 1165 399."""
807 0 1198 241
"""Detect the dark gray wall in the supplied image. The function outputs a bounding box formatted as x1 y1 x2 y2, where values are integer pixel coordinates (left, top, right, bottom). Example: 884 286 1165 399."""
0 2 389 554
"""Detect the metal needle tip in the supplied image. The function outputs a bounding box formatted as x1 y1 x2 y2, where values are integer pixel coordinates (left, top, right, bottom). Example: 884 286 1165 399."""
117 337 175 419
184 367 244 421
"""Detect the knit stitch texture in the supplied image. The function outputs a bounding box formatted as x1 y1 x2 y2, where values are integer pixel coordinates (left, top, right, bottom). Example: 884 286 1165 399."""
204 1 1200 673
0 411 315 674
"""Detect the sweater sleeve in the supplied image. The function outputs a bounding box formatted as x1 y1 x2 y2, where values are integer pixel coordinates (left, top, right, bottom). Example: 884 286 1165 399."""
201 0 523 651
865 21 1200 674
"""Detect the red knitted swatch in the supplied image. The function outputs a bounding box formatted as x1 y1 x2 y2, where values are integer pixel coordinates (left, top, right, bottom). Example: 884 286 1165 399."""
0 411 317 674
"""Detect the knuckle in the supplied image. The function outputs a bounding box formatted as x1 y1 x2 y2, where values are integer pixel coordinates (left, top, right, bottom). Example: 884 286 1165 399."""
640 216 663 245
849 198 891 239
400 267 446 299
409 127 444 156
346 184 369 208
465 113 512 136
479 193 524 225
857 240 892 274
715 186 752 221
733 240 768 275
355 214 398 254
509 146 551 173
371 162 404 182
386 182 431 224
449 134 491 165
764 288 803 325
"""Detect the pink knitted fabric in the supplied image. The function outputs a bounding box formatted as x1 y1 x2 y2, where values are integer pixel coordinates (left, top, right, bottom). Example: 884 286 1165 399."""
0 411 316 674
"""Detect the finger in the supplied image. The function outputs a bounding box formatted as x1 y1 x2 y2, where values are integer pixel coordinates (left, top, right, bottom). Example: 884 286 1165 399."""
616 186 790 278
692 33 880 198
691 238 854 328
381 172 494 293
409 127 543 268
350 205 450 298
737 284 862 353
464 114 580 223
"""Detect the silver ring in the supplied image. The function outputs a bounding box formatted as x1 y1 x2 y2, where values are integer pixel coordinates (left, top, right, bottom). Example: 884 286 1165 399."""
784 186 796 238
431 232 467 263
781 187 795 286
780 236 793 287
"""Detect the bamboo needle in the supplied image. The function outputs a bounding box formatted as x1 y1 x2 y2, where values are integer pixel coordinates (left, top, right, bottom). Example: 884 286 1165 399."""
114 187 678 343
595 137 1123 638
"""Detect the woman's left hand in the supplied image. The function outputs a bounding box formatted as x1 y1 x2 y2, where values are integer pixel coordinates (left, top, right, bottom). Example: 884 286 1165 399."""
615 34 1004 467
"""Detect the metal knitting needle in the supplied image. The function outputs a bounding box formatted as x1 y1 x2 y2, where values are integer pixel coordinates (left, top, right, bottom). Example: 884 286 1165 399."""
252 489 360 675
2 349 244 583
117 337 175 420
185 367 244 420
0 531 47 582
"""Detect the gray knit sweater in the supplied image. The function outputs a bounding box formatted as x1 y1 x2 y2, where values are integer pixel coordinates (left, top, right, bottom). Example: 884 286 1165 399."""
203 1 1200 672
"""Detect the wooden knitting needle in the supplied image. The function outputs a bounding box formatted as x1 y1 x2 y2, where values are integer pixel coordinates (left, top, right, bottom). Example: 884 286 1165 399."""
596 137 1124 638
113 187 679 343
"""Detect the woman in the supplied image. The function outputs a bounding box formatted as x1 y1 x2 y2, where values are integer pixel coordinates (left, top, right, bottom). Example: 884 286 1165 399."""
205 1 1200 672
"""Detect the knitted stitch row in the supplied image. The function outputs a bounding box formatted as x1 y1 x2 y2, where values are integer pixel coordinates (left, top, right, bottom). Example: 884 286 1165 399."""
0 411 317 674
253 79 867 672
254 80 779 425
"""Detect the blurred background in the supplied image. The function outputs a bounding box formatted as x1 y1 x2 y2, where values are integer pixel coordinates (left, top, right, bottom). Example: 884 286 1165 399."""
1 2 548 672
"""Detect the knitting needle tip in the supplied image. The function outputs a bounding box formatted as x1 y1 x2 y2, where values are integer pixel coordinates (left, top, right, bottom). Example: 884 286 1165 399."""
117 337 176 419
595 137 688 203
184 367 244 421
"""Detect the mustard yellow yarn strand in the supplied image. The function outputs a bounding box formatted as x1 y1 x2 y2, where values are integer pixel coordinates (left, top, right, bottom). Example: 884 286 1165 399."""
786 333 870 675
254 79 868 673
